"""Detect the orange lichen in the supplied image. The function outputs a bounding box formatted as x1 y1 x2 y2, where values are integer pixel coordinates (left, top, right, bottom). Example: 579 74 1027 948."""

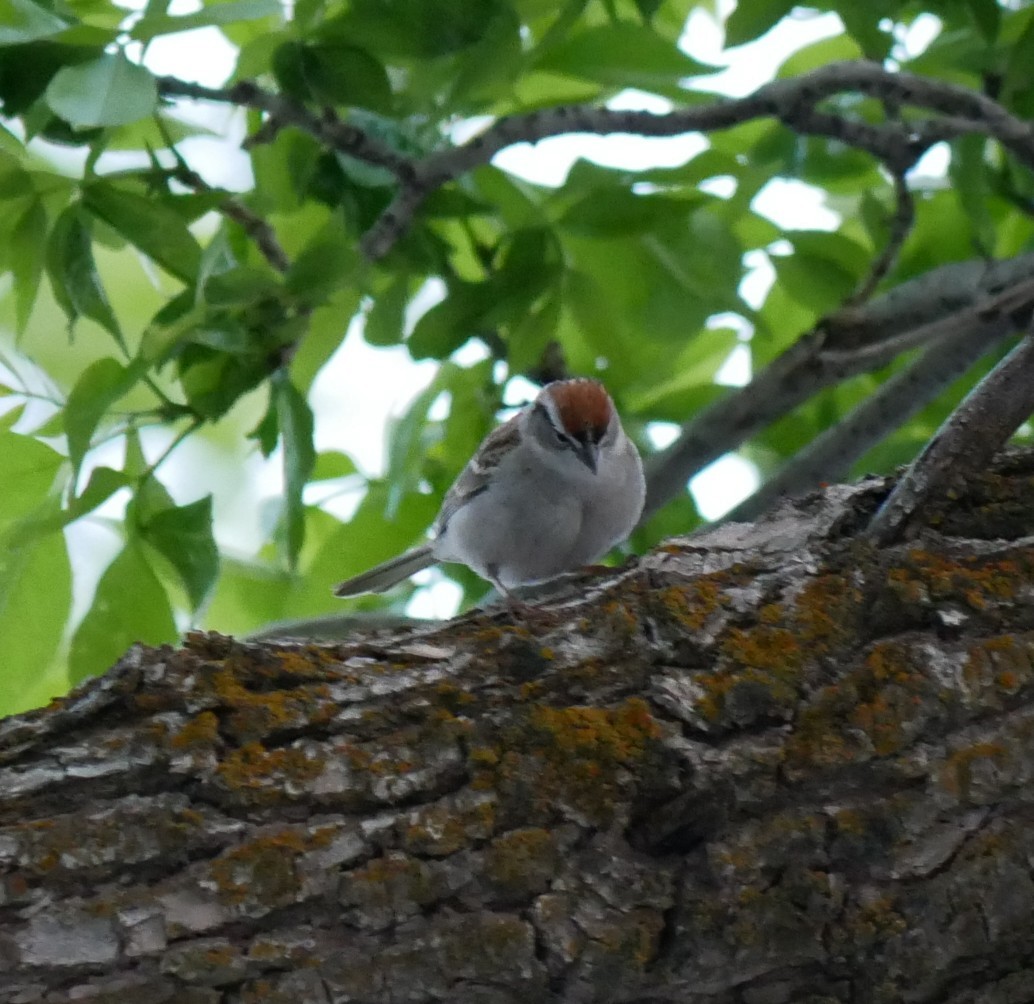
484 828 556 896
787 640 937 768
402 798 496 856
653 576 726 632
888 550 1028 615
170 710 221 751
470 698 664 824
693 625 803 724
209 829 309 907
963 634 1034 699
215 741 324 801
938 742 1007 799
842 894 908 946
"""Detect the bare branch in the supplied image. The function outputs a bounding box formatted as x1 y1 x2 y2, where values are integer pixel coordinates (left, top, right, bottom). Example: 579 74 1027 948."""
157 63 1034 261
641 255 1034 519
868 322 1034 545
360 61 1034 259
724 315 1015 523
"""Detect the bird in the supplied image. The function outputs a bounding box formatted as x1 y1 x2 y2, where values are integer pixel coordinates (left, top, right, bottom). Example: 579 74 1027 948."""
333 378 645 604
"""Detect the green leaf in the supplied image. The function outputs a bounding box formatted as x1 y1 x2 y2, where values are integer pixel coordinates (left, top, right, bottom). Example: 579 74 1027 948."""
1003 11 1034 117
365 273 409 346
773 244 857 316
10 197 46 332
949 134 996 254
446 4 522 105
0 0 68 45
965 0 1000 42
508 284 561 373
407 281 489 360
835 8 892 60
8 465 129 540
560 189 701 236
131 0 281 40
623 328 739 419
305 484 439 607
274 40 393 112
724 0 794 47
326 0 496 58
0 529 71 715
313 450 358 481
289 287 363 392
0 428 64 531
68 542 177 686
383 364 454 511
202 556 290 637
776 30 865 78
68 465 129 521
249 394 279 457
64 357 138 476
140 496 219 610
83 184 202 285
275 376 316 566
46 52 157 128
535 23 713 93
45 205 121 338
286 224 360 301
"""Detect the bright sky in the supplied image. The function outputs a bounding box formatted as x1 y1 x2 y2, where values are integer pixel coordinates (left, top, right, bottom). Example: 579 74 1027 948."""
32 2 948 622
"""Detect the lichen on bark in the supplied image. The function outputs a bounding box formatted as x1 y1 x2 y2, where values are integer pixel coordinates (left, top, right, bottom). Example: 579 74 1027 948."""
3 451 1034 1003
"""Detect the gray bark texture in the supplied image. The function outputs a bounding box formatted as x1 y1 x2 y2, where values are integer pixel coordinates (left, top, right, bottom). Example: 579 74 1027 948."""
4 451 1034 1004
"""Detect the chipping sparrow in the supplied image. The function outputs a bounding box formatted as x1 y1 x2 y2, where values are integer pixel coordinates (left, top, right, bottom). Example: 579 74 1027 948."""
333 379 645 601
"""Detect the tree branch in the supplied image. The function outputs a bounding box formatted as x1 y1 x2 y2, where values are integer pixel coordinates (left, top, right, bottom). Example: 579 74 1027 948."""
641 254 1034 519
359 61 1034 259
156 77 415 182
167 159 291 274
724 315 1016 523
157 62 1034 262
6 466 1034 1001
847 168 916 307
867 321 1034 545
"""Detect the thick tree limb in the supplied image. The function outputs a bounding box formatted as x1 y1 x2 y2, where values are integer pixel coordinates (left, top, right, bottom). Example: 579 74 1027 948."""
4 455 1034 1001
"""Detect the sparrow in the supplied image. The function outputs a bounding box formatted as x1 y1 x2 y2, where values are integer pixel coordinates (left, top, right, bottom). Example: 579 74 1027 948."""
333 378 645 602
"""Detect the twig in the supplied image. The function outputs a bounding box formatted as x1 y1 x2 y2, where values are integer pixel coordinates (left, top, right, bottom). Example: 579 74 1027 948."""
140 416 204 486
156 77 415 182
867 320 1034 545
847 169 916 307
161 133 292 274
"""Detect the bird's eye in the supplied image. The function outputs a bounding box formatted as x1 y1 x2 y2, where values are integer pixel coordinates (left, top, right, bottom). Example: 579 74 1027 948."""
554 429 568 446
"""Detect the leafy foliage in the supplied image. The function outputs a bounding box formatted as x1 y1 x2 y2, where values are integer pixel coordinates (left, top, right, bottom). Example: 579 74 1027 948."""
1 0 1033 714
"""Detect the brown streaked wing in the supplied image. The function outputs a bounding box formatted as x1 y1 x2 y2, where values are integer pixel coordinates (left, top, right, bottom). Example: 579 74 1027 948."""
433 414 520 534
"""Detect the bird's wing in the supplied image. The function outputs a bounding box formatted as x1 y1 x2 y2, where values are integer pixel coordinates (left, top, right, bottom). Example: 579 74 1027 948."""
434 414 520 535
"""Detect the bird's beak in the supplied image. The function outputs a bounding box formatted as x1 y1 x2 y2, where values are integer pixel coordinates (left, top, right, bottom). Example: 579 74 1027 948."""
576 441 599 474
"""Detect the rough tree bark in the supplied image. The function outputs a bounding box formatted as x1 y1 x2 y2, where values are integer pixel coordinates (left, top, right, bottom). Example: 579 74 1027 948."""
4 452 1034 1004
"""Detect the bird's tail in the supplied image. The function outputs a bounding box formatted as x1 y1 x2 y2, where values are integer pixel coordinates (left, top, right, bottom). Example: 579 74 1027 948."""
333 544 436 597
